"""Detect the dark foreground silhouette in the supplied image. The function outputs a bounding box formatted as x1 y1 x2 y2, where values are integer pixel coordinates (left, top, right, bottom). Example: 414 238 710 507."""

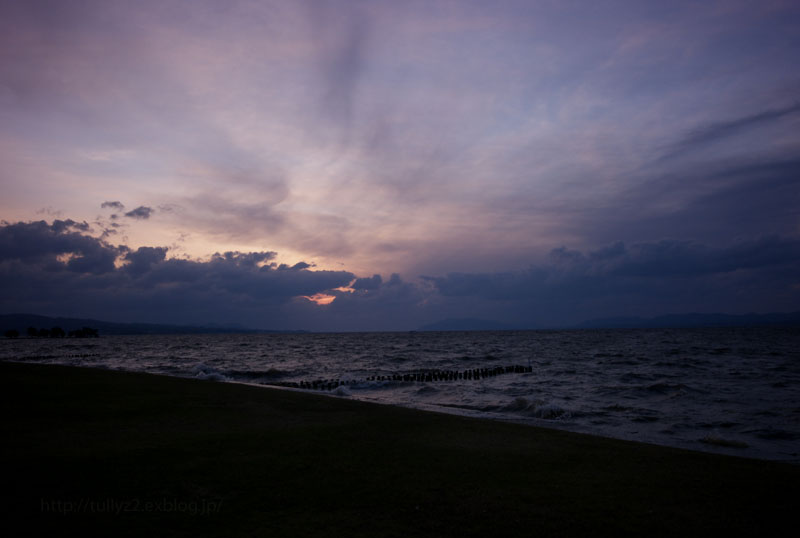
2 361 797 538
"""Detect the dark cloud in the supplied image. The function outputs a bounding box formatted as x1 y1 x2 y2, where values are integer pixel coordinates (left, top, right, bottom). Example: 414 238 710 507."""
430 237 800 298
124 246 168 277
568 155 800 250
422 271 531 301
124 206 153 220
1 220 797 331
0 220 118 274
50 219 90 233
0 219 355 328
277 261 312 271
659 103 800 162
352 274 382 290
422 236 800 326
565 237 800 278
101 201 125 210
212 251 276 268
291 272 428 332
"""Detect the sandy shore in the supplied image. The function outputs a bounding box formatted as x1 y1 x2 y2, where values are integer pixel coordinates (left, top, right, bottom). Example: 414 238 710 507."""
2 361 797 537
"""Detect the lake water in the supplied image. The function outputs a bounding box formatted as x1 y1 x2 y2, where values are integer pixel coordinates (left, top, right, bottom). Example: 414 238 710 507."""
3 327 799 463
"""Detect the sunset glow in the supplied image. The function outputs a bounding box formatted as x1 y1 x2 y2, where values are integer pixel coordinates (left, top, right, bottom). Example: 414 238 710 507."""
303 293 337 306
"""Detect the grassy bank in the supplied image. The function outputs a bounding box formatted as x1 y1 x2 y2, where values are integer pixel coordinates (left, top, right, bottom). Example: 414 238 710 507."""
2 361 797 537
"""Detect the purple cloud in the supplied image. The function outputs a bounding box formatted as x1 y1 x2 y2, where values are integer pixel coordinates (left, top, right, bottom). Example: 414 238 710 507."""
101 201 125 210
124 206 153 220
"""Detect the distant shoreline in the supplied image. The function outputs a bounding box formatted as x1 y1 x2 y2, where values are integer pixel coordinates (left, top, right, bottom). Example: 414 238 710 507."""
3 311 799 336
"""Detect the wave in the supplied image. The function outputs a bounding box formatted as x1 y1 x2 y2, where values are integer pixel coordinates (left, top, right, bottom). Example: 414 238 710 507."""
618 372 652 382
603 403 634 412
191 363 229 381
653 360 699 369
331 385 351 397
500 397 571 420
225 368 290 380
645 382 696 394
415 385 440 395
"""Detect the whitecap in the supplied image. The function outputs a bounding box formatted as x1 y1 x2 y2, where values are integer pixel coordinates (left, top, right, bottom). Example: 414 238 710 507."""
331 385 351 397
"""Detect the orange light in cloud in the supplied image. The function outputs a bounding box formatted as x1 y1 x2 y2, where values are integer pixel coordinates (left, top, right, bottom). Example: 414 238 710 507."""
333 281 356 294
302 280 357 305
303 293 336 305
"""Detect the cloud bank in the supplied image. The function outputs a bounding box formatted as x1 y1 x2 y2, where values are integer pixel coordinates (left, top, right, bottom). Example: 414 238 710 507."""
1 220 797 331
0 220 354 329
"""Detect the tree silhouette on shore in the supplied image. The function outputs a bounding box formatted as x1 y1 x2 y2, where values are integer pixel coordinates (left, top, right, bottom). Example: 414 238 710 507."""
50 326 66 338
5 326 99 338
68 327 99 338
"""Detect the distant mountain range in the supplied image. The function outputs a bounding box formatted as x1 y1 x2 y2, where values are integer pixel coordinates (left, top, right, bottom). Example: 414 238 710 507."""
2 311 799 336
573 311 800 329
418 312 800 331
0 313 304 336
418 318 519 332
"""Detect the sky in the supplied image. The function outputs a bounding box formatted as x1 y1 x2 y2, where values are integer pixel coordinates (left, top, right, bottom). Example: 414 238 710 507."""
1 0 799 331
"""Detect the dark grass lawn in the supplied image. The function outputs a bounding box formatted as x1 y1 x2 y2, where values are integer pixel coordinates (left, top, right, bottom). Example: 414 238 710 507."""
1 361 797 537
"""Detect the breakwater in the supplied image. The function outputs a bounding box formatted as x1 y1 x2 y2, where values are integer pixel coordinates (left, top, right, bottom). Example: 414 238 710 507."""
270 364 533 391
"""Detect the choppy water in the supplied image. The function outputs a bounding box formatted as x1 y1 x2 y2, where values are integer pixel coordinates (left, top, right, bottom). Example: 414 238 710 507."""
3 328 799 463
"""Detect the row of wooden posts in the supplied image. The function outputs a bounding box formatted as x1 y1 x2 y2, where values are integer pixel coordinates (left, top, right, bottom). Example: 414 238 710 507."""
271 364 534 392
